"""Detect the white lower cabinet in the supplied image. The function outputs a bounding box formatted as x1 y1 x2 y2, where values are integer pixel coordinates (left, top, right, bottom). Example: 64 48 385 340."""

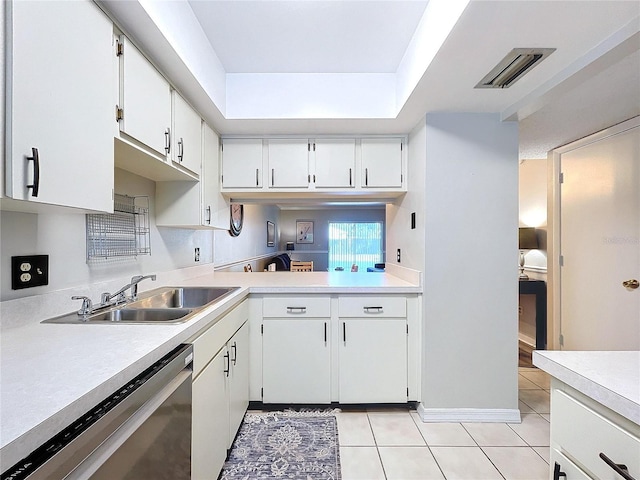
191 301 249 479
338 318 407 403
550 382 640 480
262 319 331 403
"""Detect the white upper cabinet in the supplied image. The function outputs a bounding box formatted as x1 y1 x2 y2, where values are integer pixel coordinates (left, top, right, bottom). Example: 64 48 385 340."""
5 0 114 212
172 92 202 175
221 139 263 188
118 36 171 158
361 138 403 188
267 139 310 188
313 139 356 188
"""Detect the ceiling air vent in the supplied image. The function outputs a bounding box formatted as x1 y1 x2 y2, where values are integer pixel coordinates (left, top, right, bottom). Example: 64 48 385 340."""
475 48 556 89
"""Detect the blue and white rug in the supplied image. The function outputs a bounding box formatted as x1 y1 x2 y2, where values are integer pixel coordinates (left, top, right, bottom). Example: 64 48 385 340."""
221 410 341 480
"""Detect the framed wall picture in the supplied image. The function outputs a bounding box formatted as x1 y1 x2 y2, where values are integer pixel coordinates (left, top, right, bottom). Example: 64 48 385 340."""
296 220 314 244
267 221 275 247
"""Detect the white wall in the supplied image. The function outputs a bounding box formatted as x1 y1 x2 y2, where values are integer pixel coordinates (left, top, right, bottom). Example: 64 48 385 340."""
421 113 519 415
519 159 547 277
278 207 386 271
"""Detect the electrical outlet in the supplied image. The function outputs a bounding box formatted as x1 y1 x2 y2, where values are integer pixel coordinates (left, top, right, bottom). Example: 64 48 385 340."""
194 248 200 262
396 248 401 263
11 255 49 290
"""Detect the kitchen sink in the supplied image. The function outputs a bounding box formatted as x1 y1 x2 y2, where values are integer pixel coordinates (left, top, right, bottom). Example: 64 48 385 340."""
42 286 240 325
127 286 239 309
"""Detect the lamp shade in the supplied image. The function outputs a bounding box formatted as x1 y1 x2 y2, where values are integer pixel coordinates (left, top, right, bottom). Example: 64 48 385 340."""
519 227 539 250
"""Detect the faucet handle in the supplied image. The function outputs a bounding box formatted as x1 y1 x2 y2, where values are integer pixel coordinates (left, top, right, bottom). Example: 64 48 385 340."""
72 296 93 316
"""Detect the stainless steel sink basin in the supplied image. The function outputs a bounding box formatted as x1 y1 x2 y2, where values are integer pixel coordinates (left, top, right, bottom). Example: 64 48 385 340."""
128 286 239 309
41 286 240 324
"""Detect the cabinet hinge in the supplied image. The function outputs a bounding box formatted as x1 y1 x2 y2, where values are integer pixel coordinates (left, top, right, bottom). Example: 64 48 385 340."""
559 255 564 266
559 172 564 184
115 40 124 57
221 175 224 185
559 334 564 347
221 143 224 151
400 143 403 151
313 143 316 151
406 324 408 335
115 106 124 122
308 143 310 152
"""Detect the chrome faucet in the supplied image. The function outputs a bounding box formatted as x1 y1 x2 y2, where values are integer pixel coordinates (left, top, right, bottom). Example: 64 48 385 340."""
72 274 157 316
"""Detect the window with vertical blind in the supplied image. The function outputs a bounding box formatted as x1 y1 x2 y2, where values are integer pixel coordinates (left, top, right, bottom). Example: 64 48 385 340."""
328 222 383 271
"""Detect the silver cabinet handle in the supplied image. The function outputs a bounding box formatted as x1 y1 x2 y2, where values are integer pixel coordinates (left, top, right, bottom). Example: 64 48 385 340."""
164 128 171 154
286 306 307 314
177 137 184 162
364 306 383 313
206 206 211 224
231 341 237 366
223 351 230 377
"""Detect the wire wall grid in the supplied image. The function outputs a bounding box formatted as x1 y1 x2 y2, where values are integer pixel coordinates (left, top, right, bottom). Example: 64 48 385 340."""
86 194 151 261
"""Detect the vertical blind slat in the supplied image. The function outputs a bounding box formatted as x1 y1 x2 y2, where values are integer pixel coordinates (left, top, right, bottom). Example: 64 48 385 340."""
328 222 383 271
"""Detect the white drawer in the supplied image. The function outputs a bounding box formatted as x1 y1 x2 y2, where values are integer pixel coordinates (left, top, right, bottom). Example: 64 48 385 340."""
553 389 640 479
550 449 590 479
338 296 406 318
263 296 331 318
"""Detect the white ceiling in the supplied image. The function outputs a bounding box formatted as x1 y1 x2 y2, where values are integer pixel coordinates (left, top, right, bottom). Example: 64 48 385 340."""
101 0 640 159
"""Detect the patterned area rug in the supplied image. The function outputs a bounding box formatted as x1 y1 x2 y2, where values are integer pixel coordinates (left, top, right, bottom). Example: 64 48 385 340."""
221 410 341 480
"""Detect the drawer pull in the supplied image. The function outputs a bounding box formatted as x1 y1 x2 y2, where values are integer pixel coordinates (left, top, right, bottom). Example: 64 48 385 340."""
599 453 635 480
26 147 40 197
364 306 383 313
231 341 237 366
286 306 307 314
553 462 566 480
223 351 230 377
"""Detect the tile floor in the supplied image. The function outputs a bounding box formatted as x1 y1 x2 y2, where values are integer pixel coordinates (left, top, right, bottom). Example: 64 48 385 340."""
337 367 552 480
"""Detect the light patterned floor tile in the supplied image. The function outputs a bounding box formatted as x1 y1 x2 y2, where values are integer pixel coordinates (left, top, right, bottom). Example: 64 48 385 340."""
410 413 476 446
520 370 551 389
369 413 426 446
431 446 503 479
519 389 551 414
378 447 445 480
508 414 550 447
462 422 527 446
533 446 550 464
336 411 376 446
482 446 549 480
339 446 385 480
518 375 540 389
518 400 534 413
541 413 550 422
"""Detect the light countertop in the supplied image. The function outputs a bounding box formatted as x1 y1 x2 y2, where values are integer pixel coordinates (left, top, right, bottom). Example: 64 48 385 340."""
0 270 420 469
533 350 640 425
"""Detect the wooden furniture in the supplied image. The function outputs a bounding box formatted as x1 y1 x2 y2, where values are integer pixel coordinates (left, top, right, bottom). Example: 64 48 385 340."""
290 261 314 272
519 279 546 350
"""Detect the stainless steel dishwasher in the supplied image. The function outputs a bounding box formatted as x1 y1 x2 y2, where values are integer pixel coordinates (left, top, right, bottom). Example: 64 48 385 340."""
1 345 193 480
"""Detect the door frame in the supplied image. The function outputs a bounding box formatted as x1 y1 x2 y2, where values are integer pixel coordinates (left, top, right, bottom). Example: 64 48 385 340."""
547 115 640 350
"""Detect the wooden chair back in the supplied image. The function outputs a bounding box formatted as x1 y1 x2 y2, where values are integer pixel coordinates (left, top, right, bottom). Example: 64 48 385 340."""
290 261 314 272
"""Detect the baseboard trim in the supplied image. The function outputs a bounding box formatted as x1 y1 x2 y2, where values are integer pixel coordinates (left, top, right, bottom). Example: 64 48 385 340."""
416 404 521 423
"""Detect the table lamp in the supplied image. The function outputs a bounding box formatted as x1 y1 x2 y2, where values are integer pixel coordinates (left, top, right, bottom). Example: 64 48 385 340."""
519 227 538 280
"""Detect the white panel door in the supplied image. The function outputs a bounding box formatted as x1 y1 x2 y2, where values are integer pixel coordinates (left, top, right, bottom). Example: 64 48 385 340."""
221 139 263 188
262 319 331 403
339 319 407 403
227 322 249 447
192 348 229 480
313 139 356 188
6 0 114 211
267 139 309 188
172 92 202 175
120 37 171 157
560 124 639 350
361 138 403 188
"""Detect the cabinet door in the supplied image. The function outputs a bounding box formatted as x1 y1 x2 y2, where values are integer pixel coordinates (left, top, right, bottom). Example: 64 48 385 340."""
221 139 263 188
6 0 114 211
203 124 229 228
192 348 229 480
120 37 171 157
339 319 407 403
228 322 249 447
313 139 356 188
361 138 403 188
263 319 331 403
172 92 202 175
267 139 310 188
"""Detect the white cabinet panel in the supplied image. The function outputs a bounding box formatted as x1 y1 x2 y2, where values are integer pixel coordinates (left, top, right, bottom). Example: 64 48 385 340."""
221 139 263 188
550 449 590 480
120 37 171 157
339 318 407 403
228 322 249 446
361 138 403 188
263 319 331 403
313 139 356 188
6 0 114 211
172 92 202 175
192 348 229 480
338 296 406 318
263 296 331 318
267 139 309 188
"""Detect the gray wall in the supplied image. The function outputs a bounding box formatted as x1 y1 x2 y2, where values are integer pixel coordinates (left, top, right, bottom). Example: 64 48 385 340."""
278 207 386 271
420 113 519 412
